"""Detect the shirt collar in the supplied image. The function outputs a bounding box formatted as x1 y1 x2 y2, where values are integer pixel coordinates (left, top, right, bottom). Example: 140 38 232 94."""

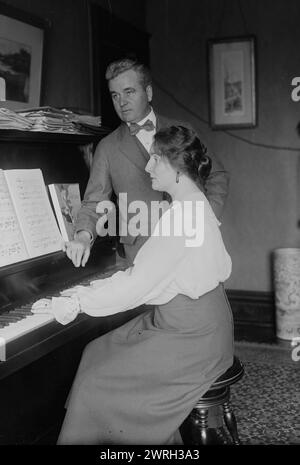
127 107 156 128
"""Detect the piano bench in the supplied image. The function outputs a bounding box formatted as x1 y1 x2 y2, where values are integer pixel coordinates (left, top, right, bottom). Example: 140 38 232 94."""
185 356 244 445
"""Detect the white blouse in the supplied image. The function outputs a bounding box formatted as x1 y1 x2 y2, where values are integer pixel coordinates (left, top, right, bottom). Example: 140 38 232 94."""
38 192 232 325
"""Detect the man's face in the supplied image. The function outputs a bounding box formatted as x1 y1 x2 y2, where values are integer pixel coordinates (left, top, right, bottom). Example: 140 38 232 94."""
108 69 152 123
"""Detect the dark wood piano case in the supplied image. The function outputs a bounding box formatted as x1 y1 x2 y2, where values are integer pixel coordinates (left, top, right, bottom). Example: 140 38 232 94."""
0 129 142 444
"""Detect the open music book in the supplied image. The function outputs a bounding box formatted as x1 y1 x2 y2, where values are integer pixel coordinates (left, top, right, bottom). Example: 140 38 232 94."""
48 183 81 242
0 169 63 267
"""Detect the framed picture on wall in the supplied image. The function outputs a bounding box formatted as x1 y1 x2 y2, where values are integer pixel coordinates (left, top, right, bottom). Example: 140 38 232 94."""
0 3 48 110
208 36 257 129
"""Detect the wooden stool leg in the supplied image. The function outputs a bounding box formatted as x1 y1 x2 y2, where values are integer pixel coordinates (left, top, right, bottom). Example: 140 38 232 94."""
194 408 209 445
223 401 241 445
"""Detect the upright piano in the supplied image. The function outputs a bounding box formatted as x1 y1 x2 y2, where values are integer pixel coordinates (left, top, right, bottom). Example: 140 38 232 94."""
0 130 141 444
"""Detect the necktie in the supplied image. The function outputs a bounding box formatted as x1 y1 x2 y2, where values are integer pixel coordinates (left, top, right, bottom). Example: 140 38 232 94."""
129 119 155 136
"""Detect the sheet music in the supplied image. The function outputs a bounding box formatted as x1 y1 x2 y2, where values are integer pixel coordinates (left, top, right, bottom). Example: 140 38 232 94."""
0 170 29 266
4 169 63 258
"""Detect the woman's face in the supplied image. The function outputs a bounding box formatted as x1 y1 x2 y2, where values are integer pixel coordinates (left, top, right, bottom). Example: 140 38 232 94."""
145 146 176 192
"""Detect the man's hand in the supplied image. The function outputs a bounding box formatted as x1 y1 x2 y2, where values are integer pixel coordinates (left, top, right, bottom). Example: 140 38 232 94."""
63 230 92 267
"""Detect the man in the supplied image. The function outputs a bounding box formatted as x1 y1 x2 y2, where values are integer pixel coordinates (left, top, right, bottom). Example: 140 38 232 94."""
65 58 229 267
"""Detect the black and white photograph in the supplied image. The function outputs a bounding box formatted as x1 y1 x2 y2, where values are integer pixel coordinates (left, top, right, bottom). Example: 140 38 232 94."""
0 0 299 453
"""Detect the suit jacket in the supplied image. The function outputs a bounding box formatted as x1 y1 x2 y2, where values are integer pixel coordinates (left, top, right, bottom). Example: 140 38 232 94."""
75 113 229 260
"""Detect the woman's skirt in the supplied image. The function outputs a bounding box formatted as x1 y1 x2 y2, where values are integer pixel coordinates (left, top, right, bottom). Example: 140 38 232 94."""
57 284 234 445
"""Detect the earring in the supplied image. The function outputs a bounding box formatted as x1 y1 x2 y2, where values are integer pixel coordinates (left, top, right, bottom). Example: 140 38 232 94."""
176 172 180 183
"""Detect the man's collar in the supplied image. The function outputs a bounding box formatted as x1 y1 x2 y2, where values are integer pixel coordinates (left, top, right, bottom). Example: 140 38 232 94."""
126 107 156 128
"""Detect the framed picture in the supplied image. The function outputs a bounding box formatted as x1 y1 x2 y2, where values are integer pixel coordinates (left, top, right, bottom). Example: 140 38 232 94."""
208 36 257 129
0 3 48 110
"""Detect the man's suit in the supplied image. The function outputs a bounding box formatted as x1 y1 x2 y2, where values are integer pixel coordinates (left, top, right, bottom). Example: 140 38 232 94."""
75 113 229 264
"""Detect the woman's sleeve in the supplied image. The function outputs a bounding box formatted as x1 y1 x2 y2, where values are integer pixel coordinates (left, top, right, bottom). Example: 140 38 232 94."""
76 225 187 317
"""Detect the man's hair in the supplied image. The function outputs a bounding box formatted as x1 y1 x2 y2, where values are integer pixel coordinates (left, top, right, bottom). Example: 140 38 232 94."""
105 58 152 89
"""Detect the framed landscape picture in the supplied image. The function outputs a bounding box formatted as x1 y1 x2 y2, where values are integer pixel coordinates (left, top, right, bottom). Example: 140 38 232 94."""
208 36 257 129
0 3 48 110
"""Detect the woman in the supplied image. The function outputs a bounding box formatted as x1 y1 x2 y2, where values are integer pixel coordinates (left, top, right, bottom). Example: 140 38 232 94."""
33 125 234 445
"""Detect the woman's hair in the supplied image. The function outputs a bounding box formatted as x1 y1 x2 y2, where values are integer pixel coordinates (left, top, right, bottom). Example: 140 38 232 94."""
153 125 212 184
105 58 152 89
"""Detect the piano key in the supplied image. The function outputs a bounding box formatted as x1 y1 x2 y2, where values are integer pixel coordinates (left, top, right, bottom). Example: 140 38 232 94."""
3 311 27 317
0 322 10 328
0 316 24 322
9 311 33 317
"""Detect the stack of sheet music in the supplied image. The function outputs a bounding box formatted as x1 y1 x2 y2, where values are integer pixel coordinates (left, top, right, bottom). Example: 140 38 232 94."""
0 106 102 135
0 107 33 130
17 106 102 135
69 112 103 135
17 107 77 133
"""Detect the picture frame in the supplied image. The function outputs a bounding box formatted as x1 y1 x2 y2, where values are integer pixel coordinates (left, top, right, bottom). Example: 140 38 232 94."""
208 36 257 129
0 3 48 110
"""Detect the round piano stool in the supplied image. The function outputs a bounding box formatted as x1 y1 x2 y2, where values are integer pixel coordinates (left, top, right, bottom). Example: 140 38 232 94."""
188 356 244 445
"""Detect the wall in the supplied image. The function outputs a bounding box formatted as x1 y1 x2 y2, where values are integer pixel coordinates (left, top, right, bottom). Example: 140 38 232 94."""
3 0 299 292
2 0 146 111
146 0 300 292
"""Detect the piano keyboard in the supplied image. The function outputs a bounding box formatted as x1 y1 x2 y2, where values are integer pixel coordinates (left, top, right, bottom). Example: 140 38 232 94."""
0 265 125 362
0 309 55 361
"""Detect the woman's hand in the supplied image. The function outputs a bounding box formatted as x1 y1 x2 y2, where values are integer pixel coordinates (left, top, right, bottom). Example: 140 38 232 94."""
31 296 80 325
31 298 52 314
